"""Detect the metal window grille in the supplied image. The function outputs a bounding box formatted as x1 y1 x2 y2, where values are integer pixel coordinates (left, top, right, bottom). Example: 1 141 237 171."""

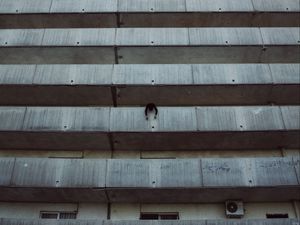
140 212 179 220
59 212 77 219
40 211 77 219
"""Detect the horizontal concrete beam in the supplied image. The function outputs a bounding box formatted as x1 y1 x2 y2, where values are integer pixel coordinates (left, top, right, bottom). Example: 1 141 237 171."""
0 219 300 225
0 64 299 106
0 106 299 150
0 0 299 13
0 28 298 64
1 219 300 225
0 13 299 28
1 28 299 46
0 157 299 202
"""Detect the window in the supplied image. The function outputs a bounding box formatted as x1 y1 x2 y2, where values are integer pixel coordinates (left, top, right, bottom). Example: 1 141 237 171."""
266 213 289 218
140 212 179 220
40 211 77 219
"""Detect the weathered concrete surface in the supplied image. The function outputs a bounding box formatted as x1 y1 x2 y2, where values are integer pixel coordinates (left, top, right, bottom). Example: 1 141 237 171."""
1 13 299 28
0 64 113 106
1 64 299 106
252 157 299 186
202 158 252 187
117 46 298 64
0 158 14 186
0 13 117 28
11 158 107 187
106 159 202 188
0 0 299 13
0 187 108 203
0 47 115 64
1 28 298 47
0 107 26 131
0 106 299 150
1 157 299 202
119 13 300 27
0 28 298 64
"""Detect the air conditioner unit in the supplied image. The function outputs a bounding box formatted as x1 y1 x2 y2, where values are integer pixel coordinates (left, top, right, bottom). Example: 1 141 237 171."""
225 201 244 218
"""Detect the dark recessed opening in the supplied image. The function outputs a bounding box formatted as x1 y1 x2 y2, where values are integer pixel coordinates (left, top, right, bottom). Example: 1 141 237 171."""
266 213 289 218
140 213 159 220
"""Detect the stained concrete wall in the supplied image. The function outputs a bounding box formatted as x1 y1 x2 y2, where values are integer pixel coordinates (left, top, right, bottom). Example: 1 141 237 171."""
1 149 300 159
1 157 299 203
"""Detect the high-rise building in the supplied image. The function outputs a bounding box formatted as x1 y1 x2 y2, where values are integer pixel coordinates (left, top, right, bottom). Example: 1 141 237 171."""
0 0 299 224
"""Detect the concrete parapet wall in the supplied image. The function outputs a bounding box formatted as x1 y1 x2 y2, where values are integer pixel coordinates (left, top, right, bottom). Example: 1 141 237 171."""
0 28 299 64
0 106 299 150
0 64 299 106
0 157 299 202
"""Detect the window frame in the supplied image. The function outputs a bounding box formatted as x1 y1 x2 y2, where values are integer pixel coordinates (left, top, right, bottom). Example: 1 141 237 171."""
140 212 180 220
40 211 77 219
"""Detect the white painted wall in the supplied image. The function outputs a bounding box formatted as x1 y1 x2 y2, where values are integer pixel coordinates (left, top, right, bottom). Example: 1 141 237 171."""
0 202 298 220
111 203 140 220
0 203 77 219
0 203 107 220
110 202 298 220
244 202 296 219
77 203 107 219
141 204 226 219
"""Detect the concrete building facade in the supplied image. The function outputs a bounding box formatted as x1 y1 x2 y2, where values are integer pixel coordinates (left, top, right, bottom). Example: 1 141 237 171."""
0 0 299 224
